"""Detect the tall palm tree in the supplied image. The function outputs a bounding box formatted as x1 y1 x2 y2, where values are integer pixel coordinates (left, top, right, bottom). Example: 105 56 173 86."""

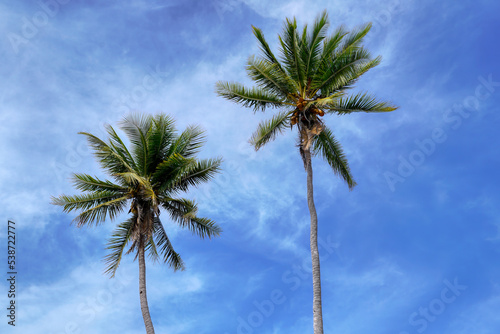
52 113 222 334
216 11 397 334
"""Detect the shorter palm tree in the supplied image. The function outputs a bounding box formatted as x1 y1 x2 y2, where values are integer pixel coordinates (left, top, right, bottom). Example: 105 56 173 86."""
52 113 222 334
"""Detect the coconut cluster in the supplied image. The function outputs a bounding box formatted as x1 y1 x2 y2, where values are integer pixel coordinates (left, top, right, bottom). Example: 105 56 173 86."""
290 97 325 126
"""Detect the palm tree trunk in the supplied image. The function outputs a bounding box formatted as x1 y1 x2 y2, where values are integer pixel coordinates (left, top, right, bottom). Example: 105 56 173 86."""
138 238 156 334
303 148 324 334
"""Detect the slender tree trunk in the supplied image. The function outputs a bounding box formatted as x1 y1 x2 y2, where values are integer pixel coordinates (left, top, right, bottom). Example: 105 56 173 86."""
138 238 155 334
303 148 324 334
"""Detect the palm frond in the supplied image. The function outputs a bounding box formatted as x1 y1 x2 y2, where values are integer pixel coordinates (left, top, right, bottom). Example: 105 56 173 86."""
146 114 176 174
325 92 398 114
299 24 310 82
73 195 129 227
153 217 185 271
314 47 375 94
79 132 135 175
72 173 126 193
119 113 153 175
215 81 286 111
322 55 380 95
252 25 286 72
105 124 137 171
168 125 205 158
338 23 372 54
52 192 128 226
104 216 134 277
145 235 159 263
169 157 223 193
250 110 292 150
279 17 305 89
188 217 222 239
311 24 348 89
303 10 329 81
52 191 124 213
312 127 356 189
153 153 195 191
246 56 295 99
161 198 221 239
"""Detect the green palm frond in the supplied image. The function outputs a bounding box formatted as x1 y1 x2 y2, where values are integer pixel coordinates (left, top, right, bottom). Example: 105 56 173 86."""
104 216 134 277
153 153 195 191
52 191 128 227
145 235 159 263
168 125 205 158
250 110 292 150
119 113 153 175
312 127 356 189
299 24 310 80
161 198 221 238
324 56 381 94
252 26 286 72
279 17 305 89
315 47 374 94
187 217 222 239
105 124 137 171
73 195 129 227
215 81 286 111
325 92 398 114
161 197 196 218
146 114 176 174
72 173 126 193
338 22 372 54
79 132 135 175
52 191 125 213
246 56 294 98
153 217 184 271
311 25 348 86
303 10 329 81
169 157 223 193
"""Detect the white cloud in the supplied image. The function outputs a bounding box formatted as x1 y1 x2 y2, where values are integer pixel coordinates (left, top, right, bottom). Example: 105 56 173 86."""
5 256 212 334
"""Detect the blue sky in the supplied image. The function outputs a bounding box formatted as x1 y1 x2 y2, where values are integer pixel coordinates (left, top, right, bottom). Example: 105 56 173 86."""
1 0 500 333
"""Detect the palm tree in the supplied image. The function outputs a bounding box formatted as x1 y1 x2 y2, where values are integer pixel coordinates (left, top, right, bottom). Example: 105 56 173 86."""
216 11 397 334
52 113 222 334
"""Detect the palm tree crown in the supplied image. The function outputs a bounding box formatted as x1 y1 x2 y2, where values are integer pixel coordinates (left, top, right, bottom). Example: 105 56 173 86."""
52 113 222 277
216 10 397 186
